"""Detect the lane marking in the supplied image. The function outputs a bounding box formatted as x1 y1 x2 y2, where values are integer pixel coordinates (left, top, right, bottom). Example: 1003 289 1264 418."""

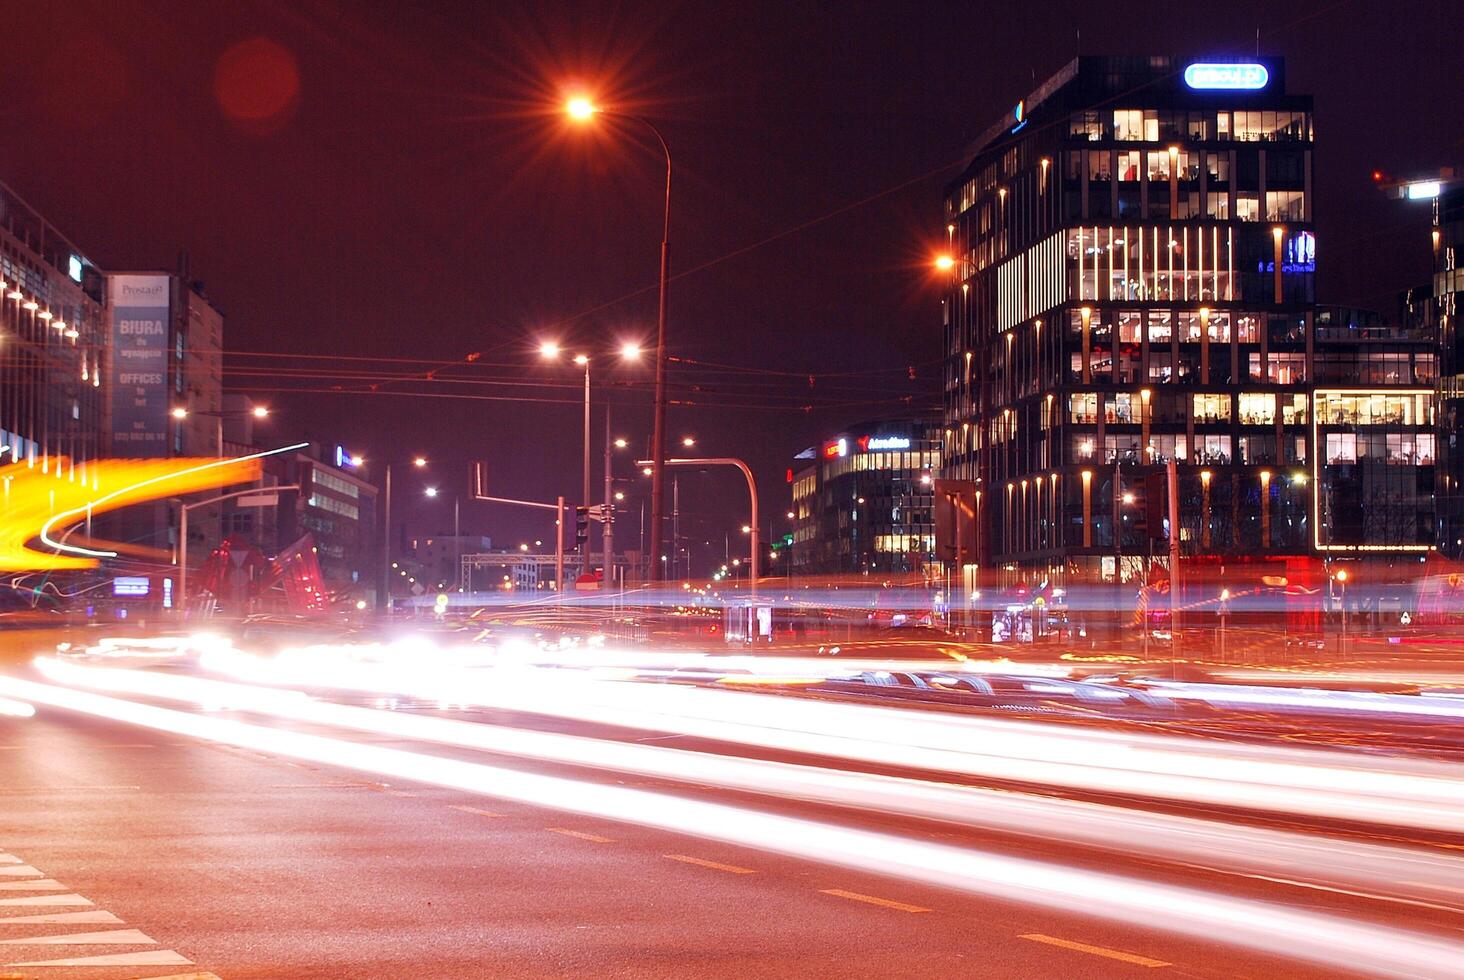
0 928 155 945
448 805 502 818
0 911 124 926
130 974 224 980
1020 934 1170 968
5 950 191 968
664 854 756 875
0 896 94 908
546 828 614 843
0 869 42 879
819 889 930 913
0 857 19 865
0 880 67 892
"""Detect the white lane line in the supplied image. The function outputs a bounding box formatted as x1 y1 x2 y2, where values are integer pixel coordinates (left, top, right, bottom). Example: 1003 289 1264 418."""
5 950 191 967
447 804 502 818
0 928 155 945
0 880 67 891
0 911 124 926
0 868 43 878
0 856 20 865
0 896 93 908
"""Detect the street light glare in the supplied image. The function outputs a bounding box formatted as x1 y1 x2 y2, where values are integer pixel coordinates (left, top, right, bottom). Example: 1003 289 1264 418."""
934 254 955 271
171 407 188 419
573 354 590 366
413 456 428 468
539 341 560 358
252 406 270 418
424 487 439 498
681 436 695 447
614 438 628 449
566 97 597 121
620 342 642 360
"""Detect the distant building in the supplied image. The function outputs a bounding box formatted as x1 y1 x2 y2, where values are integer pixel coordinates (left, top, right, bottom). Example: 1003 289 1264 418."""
258 444 380 604
790 419 939 575
407 534 492 593
0 178 107 469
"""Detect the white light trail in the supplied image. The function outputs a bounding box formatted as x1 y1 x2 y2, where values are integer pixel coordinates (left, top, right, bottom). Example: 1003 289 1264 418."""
2 670 1462 978
38 657 1464 912
197 646 1464 833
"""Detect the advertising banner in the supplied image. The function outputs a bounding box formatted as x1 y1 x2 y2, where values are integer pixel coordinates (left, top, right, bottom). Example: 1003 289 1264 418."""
108 274 171 456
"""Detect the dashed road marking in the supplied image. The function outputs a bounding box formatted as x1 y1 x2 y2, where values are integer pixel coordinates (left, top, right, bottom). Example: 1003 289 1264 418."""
546 828 615 843
819 889 930 913
0 895 94 908
0 868 43 879
0 928 155 945
448 805 502 818
0 911 124 926
664 854 756 875
1020 933 1170 968
5 950 192 968
0 879 67 891
0 856 19 865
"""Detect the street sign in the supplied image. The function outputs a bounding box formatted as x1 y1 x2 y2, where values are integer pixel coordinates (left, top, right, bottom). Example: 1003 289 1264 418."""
234 493 279 508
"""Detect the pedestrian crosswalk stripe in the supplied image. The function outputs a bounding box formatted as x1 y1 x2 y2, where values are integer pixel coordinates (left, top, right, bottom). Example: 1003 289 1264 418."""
5 950 191 967
0 856 20 865
0 911 124 926
0 928 155 945
0 895 93 908
0 880 66 891
0 868 42 878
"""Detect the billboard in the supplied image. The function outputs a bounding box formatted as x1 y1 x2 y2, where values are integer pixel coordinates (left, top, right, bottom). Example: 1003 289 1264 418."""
109 275 171 456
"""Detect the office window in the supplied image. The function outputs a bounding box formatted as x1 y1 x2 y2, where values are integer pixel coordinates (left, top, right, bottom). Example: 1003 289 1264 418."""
1149 351 1174 382
1238 392 1276 424
1148 434 1187 462
1206 193 1230 219
1207 312 1231 342
1236 314 1261 342
1118 311 1143 342
1195 434 1231 464
1069 393 1097 423
1326 432 1357 463
1118 151 1141 181
1147 310 1172 343
1235 194 1260 221
1281 394 1308 425
1193 393 1230 422
1266 190 1306 222
1105 392 1138 424
1250 352 1306 384
1239 434 1276 464
1147 151 1171 181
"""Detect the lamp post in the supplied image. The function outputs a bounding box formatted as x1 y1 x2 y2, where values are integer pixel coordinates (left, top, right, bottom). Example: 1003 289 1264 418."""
638 455 759 594
566 97 673 581
379 454 429 612
540 343 642 564
170 404 270 457
424 486 462 591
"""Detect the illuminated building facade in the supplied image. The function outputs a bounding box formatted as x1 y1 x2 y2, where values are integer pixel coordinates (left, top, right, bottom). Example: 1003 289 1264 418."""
790 420 939 575
0 179 108 469
941 56 1322 585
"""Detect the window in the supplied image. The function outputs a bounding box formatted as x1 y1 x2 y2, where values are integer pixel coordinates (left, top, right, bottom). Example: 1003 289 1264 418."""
1105 392 1138 424
1118 151 1141 182
1069 392 1097 423
1147 151 1171 181
1236 314 1261 342
1326 432 1357 463
1416 353 1438 383
1193 393 1230 422
1195 434 1231 464
1250 352 1306 384
1205 152 1230 183
1281 394 1308 425
1117 311 1143 342
1239 434 1276 464
1148 434 1187 462
1238 392 1276 425
1088 150 1112 181
1235 194 1260 221
1206 192 1230 219
1147 310 1172 343
1071 112 1105 141
1178 312 1204 342
1149 351 1173 382
1266 190 1305 222
1072 434 1098 460
1207 312 1231 342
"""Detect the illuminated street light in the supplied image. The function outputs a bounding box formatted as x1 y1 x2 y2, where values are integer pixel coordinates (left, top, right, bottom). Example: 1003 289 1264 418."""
424 487 439 498
519 543 529 552
786 511 795 519
573 353 590 366
539 341 560 358
741 525 751 534
614 491 625 501
620 342 642 360
252 406 270 418
413 456 428 468
642 466 653 476
171 407 189 419
1122 492 1136 505
613 438 628 449
565 97 597 121
934 254 955 271
681 436 696 448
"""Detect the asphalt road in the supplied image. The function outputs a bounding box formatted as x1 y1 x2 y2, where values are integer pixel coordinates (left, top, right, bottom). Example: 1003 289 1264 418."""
0 674 1437 979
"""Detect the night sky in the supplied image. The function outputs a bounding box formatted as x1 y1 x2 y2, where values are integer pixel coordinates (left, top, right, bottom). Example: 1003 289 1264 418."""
4 1 1462 572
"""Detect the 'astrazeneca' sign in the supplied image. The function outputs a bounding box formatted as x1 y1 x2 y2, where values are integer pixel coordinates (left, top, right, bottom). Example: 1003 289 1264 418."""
860 435 911 451
1183 63 1269 91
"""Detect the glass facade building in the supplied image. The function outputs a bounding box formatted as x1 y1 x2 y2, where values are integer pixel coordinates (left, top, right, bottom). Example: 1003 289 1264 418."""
941 56 1329 586
791 420 939 575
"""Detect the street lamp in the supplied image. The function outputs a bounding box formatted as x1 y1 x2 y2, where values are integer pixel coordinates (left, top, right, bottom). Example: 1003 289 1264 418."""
425 486 462 591
565 95 674 581
170 405 272 456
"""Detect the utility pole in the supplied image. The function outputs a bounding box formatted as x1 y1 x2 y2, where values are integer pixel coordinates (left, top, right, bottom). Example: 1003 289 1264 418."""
603 408 614 589
556 495 565 594
1167 457 1180 665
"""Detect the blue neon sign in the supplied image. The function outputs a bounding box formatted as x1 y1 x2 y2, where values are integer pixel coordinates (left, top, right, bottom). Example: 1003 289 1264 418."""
1183 63 1269 91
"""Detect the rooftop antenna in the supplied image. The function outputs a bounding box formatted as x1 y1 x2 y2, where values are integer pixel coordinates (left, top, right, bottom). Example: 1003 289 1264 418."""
1076 27 1081 57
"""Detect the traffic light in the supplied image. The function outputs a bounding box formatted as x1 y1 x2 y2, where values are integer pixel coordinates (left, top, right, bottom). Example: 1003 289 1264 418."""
574 505 589 547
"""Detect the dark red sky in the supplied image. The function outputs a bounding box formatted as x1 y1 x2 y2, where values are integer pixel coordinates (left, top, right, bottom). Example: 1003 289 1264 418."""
3 1 1461 568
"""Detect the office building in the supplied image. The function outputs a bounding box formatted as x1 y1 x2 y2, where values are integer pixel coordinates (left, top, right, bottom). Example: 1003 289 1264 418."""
261 444 380 605
0 179 107 469
790 419 939 575
940 55 1321 588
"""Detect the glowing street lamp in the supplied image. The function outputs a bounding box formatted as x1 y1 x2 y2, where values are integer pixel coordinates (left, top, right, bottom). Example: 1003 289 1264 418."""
413 456 428 468
424 487 439 499
934 254 955 272
562 93 674 581
681 436 696 448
